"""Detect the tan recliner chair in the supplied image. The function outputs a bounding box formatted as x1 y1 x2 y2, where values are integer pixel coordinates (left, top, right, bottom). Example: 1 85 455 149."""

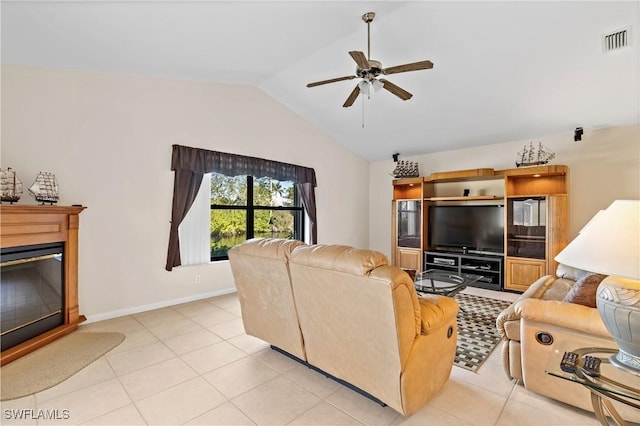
496 265 637 420
228 238 307 360
289 244 459 416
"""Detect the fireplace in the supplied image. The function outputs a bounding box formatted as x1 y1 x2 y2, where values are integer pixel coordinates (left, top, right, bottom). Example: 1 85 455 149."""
0 205 85 365
1 242 66 351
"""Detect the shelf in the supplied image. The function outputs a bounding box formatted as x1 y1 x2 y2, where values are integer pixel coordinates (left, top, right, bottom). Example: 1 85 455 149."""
426 195 503 202
424 251 503 290
500 165 568 177
506 193 567 199
425 168 498 182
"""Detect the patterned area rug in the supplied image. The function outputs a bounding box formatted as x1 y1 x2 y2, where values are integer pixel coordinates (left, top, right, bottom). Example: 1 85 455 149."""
453 293 512 373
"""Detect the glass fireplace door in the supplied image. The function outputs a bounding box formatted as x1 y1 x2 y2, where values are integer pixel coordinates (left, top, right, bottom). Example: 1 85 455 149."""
1 242 65 351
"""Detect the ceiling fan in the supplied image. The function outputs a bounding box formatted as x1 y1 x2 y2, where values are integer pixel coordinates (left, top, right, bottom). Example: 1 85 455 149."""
306 12 434 107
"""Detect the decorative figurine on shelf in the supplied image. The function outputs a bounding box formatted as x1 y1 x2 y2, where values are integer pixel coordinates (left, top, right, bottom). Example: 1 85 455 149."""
0 167 23 204
516 141 555 167
29 172 59 204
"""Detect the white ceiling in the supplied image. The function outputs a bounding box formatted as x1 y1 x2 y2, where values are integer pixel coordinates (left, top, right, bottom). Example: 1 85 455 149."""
3 1 639 161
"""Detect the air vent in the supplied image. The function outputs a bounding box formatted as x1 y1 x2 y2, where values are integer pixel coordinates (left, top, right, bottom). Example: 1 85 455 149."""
602 26 631 52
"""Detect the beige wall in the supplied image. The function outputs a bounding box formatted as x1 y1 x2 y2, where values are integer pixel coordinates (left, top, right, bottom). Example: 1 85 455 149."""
369 125 640 258
3 65 638 320
1 65 370 321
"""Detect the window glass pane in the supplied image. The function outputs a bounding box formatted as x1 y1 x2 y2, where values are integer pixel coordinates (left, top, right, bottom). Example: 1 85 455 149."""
253 210 301 240
210 173 247 206
210 209 246 258
253 177 296 207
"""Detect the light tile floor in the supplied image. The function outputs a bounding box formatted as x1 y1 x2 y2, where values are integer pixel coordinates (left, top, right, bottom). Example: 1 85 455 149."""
0 288 611 425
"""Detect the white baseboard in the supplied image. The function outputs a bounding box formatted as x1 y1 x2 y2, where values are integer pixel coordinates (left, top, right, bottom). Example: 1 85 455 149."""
83 288 237 324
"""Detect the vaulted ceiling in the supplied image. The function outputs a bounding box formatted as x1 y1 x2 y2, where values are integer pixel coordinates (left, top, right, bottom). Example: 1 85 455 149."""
3 1 638 161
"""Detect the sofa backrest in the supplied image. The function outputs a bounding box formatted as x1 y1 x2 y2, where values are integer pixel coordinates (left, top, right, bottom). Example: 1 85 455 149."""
288 244 421 410
228 238 307 360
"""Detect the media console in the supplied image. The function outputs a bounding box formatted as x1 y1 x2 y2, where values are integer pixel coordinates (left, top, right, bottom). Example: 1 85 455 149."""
393 165 569 293
424 251 503 291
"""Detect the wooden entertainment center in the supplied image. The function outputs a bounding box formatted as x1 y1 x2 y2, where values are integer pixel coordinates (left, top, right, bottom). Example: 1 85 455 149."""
392 165 568 292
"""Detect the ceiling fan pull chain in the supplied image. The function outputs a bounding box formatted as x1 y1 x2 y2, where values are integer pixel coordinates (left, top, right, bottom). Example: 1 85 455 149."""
362 93 365 128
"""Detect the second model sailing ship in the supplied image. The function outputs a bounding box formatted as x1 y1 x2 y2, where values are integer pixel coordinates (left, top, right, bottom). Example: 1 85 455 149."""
29 172 59 204
516 142 555 168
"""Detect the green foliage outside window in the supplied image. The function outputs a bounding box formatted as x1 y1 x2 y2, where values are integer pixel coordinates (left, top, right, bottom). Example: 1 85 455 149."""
210 173 301 259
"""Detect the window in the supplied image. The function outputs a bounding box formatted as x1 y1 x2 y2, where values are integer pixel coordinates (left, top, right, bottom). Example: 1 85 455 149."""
210 173 304 260
166 145 316 271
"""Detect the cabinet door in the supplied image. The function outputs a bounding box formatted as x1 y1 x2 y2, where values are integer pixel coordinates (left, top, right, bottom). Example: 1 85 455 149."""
506 197 546 259
505 258 546 292
396 248 422 272
396 200 421 248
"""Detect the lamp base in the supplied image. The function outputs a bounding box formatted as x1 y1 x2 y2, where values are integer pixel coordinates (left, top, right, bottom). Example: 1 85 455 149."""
609 351 640 376
596 277 640 377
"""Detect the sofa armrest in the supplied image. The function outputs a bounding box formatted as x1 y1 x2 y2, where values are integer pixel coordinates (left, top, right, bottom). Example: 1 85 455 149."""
496 275 556 340
418 296 459 335
515 298 611 337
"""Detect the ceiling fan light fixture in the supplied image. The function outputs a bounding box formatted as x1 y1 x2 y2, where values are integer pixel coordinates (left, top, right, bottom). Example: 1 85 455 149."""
358 79 383 97
358 80 370 95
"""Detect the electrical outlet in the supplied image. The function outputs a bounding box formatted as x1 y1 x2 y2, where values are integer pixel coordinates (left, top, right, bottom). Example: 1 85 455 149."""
195 275 201 284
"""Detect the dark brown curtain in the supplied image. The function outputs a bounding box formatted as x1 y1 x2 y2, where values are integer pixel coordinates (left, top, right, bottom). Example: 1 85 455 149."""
166 170 204 270
166 144 317 271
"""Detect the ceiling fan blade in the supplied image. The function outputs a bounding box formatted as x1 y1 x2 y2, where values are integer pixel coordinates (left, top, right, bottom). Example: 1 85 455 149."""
349 51 371 70
307 75 357 88
343 85 361 108
382 60 434 75
380 79 413 101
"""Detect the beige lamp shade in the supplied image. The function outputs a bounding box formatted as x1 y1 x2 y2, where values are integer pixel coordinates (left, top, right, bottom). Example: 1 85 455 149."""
554 200 639 280
556 200 640 374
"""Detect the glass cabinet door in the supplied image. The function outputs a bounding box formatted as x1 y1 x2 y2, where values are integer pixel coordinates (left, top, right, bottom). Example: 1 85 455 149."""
507 197 546 258
397 200 421 248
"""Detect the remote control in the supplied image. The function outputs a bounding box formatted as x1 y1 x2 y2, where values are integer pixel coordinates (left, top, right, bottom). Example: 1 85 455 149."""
560 351 578 373
582 355 601 377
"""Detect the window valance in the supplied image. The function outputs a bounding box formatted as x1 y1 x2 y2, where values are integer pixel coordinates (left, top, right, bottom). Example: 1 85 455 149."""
171 144 317 186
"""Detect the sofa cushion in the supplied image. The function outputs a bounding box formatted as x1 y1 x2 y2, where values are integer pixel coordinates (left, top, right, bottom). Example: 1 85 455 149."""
562 273 607 308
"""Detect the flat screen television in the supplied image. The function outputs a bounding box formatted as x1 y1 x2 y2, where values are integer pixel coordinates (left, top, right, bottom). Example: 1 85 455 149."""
429 205 504 254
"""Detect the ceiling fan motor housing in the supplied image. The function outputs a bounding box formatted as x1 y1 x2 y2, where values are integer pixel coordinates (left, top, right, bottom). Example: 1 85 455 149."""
357 59 382 80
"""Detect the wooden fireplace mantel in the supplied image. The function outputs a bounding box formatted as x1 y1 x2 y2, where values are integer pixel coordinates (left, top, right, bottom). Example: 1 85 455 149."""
1 204 86 365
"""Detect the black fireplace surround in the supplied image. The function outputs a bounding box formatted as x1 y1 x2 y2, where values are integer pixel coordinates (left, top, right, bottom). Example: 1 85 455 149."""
0 242 65 352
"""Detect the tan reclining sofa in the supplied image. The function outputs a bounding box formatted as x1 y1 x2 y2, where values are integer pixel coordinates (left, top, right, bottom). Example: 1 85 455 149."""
496 264 636 420
229 238 459 416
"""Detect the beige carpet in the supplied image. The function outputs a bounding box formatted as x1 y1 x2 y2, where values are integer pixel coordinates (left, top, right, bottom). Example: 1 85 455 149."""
1 332 124 401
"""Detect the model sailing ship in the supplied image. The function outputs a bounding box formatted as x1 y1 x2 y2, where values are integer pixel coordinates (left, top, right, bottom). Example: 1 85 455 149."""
392 160 419 178
29 172 59 204
0 168 23 203
516 142 555 168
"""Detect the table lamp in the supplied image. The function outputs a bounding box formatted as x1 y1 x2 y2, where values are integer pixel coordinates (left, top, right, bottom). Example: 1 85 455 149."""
555 200 640 375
